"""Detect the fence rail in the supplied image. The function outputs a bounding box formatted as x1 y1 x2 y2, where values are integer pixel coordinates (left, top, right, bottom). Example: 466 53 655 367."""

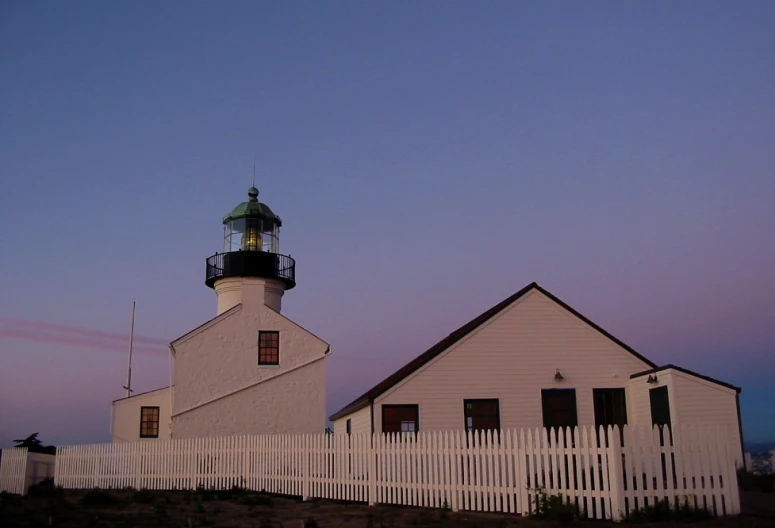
42 424 741 520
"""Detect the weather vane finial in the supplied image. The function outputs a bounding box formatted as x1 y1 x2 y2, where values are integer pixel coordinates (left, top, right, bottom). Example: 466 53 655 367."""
252 153 256 187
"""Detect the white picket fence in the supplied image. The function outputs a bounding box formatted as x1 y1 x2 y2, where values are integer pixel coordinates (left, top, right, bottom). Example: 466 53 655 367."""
0 447 29 495
45 424 741 520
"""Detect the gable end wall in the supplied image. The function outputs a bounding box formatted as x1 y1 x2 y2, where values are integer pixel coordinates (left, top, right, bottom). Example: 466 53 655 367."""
374 289 652 432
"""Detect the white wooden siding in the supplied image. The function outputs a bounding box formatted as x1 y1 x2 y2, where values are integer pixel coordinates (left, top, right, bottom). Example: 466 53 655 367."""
49 424 740 519
626 371 680 428
375 289 652 433
627 369 743 469
333 406 371 435
669 370 743 468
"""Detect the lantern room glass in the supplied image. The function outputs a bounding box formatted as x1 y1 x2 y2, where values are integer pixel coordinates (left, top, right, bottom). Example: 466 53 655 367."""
223 218 280 253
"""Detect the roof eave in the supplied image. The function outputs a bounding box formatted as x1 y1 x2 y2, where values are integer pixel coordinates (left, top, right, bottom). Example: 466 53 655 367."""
329 397 370 422
630 364 741 393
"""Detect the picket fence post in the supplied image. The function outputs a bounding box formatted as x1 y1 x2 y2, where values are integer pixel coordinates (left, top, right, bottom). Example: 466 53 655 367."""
302 435 310 500
368 433 376 505
607 425 625 522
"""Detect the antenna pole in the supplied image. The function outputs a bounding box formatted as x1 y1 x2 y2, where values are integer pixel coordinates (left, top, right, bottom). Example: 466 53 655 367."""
123 300 136 398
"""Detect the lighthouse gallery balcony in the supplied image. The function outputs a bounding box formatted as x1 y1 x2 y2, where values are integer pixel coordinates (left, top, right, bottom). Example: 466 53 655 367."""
205 251 296 290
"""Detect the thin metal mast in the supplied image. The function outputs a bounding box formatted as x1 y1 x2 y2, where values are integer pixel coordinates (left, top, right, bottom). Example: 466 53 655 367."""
122 300 136 398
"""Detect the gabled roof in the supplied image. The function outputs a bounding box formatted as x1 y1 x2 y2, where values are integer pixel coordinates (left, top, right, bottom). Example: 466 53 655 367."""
170 303 242 347
630 364 741 393
112 385 171 403
329 282 657 421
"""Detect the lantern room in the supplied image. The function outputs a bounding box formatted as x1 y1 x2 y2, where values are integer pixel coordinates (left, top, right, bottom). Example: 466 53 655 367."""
222 186 281 253
205 186 296 291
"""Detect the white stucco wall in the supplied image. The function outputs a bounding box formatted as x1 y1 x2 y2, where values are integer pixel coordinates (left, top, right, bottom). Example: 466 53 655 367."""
174 359 326 436
333 405 371 435
171 293 329 438
372 289 653 433
214 277 285 315
112 387 172 442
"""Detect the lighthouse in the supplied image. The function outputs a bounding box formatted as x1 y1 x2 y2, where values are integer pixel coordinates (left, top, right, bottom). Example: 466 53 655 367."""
205 186 296 315
111 184 330 441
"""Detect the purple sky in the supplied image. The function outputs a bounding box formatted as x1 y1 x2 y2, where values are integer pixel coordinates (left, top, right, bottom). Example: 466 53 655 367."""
1 1 773 447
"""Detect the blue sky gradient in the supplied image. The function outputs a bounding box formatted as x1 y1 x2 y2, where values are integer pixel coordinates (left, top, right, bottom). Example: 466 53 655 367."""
1 1 773 447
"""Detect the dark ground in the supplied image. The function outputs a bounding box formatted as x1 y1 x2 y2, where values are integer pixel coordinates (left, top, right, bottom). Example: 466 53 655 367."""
0 488 772 528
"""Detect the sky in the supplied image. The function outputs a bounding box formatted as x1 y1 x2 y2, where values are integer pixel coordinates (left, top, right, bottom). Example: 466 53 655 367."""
1 0 773 448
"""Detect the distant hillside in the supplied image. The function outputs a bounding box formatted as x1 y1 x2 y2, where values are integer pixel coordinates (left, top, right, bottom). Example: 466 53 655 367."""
746 441 775 454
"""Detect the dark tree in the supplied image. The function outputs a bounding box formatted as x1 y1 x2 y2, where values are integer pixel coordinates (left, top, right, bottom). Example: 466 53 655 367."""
13 433 56 455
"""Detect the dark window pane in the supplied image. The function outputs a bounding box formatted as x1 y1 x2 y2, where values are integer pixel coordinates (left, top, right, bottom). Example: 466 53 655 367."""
140 406 160 438
382 405 418 434
593 388 628 427
650 386 671 427
541 389 578 431
258 331 280 365
464 399 501 432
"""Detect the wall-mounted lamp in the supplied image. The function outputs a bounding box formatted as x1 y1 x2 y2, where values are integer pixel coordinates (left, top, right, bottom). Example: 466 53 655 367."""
554 369 564 382
646 374 659 384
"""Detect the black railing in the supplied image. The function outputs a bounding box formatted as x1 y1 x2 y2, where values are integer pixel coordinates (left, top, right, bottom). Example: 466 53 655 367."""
205 251 296 289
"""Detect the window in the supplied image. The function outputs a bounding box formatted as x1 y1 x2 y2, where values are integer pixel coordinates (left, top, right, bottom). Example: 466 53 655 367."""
464 399 500 432
594 388 628 445
649 386 671 427
541 389 578 433
346 419 352 435
258 331 279 365
382 405 419 434
140 406 160 438
593 388 628 428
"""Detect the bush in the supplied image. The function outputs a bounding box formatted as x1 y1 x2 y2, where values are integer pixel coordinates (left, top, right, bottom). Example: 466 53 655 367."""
194 484 215 501
737 468 774 493
530 488 579 524
236 492 274 507
738 468 756 491
756 474 774 493
0 490 21 504
27 478 63 499
216 484 248 500
628 499 671 523
80 488 119 507
132 488 155 503
627 498 711 523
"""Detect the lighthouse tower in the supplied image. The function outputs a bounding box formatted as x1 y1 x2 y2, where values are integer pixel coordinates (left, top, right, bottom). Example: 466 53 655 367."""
205 186 296 315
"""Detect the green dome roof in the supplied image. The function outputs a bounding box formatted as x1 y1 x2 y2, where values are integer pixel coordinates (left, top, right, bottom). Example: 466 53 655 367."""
222 186 282 226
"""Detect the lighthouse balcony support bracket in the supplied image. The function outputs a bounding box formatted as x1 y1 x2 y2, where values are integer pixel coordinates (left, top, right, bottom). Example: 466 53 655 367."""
205 251 296 290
